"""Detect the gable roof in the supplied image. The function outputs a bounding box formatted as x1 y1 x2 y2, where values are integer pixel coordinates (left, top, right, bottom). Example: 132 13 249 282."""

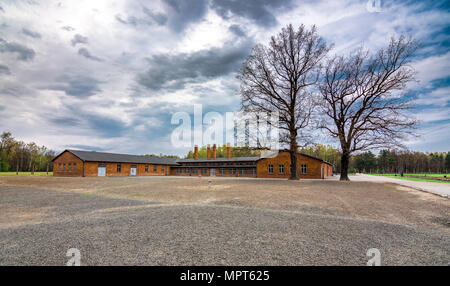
52 149 179 165
262 150 334 166
177 157 260 163
53 149 333 167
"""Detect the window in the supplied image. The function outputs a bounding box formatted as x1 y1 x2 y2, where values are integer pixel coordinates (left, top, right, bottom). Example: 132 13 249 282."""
184 168 190 174
219 168 225 175
301 164 307 174
229 168 236 175
192 168 198 174
68 163 72 173
154 165 157 172
201 168 207 175
59 163 61 172
161 166 165 173
117 164 121 173
278 164 284 174
145 165 149 172
63 163 66 172
239 168 246 175
176 168 181 174
74 163 77 173
268 164 273 174
249 168 256 175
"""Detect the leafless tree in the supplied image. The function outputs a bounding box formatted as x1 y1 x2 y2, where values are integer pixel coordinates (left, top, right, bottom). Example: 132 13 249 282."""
239 24 331 179
318 36 418 180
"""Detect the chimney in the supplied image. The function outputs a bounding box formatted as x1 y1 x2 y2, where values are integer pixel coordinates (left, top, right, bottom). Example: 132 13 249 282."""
212 144 216 159
226 143 231 159
207 144 211 159
194 145 198 160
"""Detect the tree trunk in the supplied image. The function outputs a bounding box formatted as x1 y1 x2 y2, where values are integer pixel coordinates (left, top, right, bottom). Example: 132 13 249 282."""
289 149 298 180
340 153 350 181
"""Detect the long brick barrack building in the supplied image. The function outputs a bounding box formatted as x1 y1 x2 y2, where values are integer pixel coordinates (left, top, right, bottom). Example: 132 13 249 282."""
52 144 333 179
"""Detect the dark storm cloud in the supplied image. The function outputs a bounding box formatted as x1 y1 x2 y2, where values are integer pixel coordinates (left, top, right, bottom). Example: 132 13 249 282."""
229 24 246 37
85 114 128 137
142 7 168 25
211 0 293 27
22 27 41 39
115 6 168 27
0 38 35 61
50 116 81 126
115 14 144 26
0 64 10 75
116 0 207 32
48 75 102 97
137 40 253 91
61 26 75 31
163 0 208 32
78 48 103 62
71 34 88 46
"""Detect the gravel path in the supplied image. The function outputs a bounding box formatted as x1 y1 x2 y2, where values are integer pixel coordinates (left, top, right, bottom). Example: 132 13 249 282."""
0 185 449 266
351 174 450 198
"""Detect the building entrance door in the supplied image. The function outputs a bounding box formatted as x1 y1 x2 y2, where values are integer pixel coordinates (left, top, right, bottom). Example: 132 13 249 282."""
210 168 216 176
130 165 137 176
98 164 106 177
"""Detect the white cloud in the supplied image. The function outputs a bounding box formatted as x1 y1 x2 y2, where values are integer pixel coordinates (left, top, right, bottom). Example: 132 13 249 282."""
415 87 450 107
0 0 449 154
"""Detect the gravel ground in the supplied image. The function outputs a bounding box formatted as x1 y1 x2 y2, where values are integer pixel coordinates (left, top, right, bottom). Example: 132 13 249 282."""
0 177 449 265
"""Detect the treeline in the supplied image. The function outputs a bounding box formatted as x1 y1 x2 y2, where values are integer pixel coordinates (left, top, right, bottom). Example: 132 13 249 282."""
300 145 342 173
352 150 450 174
287 145 450 174
0 132 56 172
185 145 260 159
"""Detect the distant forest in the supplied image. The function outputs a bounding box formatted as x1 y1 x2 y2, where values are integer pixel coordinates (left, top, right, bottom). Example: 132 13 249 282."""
0 132 56 172
301 145 449 174
1 131 449 174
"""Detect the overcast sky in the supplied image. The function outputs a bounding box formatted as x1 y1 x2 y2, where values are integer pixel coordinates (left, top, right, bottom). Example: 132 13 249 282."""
0 0 449 155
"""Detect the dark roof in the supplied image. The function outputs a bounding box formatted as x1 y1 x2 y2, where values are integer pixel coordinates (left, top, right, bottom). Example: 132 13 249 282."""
53 149 332 167
53 149 179 165
297 152 333 166
177 157 260 163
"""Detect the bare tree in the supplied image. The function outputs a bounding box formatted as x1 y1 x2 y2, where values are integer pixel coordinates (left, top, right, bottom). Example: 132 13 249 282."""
318 36 418 180
239 24 331 179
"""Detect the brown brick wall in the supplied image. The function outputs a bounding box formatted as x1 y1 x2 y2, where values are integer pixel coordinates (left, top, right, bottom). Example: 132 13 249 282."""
256 151 332 179
83 162 171 177
53 151 83 177
53 151 172 177
53 150 331 179
170 164 257 178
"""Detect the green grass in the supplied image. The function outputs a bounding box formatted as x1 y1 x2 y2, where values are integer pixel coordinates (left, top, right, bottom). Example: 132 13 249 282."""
403 173 448 178
0 172 53 176
369 173 449 183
